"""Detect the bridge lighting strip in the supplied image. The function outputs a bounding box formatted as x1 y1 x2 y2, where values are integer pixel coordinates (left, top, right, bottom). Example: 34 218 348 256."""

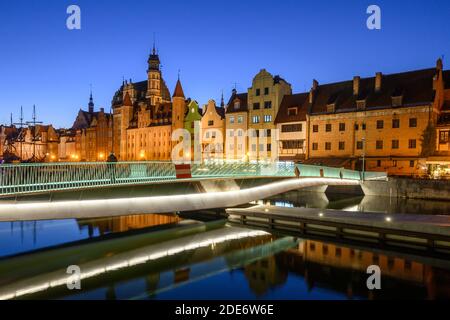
0 178 360 222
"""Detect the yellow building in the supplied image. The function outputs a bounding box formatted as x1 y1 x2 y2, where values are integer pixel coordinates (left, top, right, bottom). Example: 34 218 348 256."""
201 99 225 161
305 59 447 176
112 47 186 161
225 89 248 161
247 69 292 160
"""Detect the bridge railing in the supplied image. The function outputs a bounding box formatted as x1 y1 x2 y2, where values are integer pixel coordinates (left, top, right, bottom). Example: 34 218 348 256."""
295 164 387 181
0 161 386 196
0 161 297 196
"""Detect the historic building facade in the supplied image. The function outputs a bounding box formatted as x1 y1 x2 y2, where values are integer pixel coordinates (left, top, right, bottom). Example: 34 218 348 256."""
247 69 292 160
225 89 248 161
201 99 225 160
111 47 186 161
275 93 308 161
305 59 447 176
71 93 113 161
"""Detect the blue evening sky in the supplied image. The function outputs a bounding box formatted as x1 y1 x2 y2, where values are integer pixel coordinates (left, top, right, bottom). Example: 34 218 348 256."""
0 0 449 128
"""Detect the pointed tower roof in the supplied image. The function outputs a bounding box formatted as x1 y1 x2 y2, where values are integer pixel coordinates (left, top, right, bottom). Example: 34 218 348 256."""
173 79 185 98
123 92 132 106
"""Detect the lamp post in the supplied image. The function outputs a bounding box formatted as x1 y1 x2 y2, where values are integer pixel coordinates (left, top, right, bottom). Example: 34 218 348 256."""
361 137 366 181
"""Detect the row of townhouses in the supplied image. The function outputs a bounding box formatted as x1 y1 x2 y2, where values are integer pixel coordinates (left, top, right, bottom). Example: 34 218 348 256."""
1 48 449 177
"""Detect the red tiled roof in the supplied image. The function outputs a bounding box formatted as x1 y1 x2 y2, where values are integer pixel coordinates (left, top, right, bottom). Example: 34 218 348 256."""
275 93 309 124
309 68 438 115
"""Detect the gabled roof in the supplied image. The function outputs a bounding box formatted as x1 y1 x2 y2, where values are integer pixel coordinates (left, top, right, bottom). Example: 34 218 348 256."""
309 68 438 115
275 93 309 124
226 92 248 114
173 79 185 98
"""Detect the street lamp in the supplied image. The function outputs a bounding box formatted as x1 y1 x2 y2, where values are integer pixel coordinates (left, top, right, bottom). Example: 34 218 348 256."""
361 137 366 181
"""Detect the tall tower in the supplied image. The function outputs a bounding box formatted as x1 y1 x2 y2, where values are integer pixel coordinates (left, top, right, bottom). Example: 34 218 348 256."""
147 44 162 105
172 78 186 132
88 91 94 113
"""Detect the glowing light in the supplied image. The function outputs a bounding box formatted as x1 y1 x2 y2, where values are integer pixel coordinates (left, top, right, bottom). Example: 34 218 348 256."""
385 217 392 222
318 213 324 217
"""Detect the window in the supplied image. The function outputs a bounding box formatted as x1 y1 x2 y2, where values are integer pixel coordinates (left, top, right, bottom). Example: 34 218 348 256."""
253 102 260 110
392 119 400 128
238 130 243 137
393 160 397 167
281 124 302 132
237 116 243 123
234 101 240 109
362 123 366 130
376 140 383 149
392 140 399 149
339 123 346 131
229 116 235 124
255 88 260 96
356 141 363 150
376 120 384 129
264 101 272 109
251 144 256 152
312 125 319 133
355 123 359 130
264 115 272 123
377 160 381 167
410 160 415 168
409 139 416 149
325 124 332 132
252 116 260 124
440 131 449 144
208 120 214 126
287 107 297 116
325 142 331 150
339 141 345 150
409 118 417 128
267 144 271 152
312 143 318 150
264 87 269 95
282 140 304 149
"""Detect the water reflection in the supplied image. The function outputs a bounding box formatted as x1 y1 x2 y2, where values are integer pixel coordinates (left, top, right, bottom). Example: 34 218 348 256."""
1 220 449 300
0 213 182 258
265 190 450 215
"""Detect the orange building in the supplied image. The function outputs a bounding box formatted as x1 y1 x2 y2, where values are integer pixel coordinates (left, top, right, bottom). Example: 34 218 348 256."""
305 59 447 176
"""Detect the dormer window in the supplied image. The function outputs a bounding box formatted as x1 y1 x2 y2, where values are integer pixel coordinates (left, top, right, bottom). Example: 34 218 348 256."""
287 107 298 116
392 95 403 107
234 101 240 110
327 103 335 113
356 99 366 110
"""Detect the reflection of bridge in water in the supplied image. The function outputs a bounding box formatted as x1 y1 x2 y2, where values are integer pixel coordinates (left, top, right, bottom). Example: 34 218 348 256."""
1 216 449 300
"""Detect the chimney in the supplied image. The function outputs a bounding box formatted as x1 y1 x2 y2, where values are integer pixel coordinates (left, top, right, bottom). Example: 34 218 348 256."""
375 72 382 92
353 76 360 96
232 88 237 95
437 57 443 71
100 107 104 113
309 79 318 104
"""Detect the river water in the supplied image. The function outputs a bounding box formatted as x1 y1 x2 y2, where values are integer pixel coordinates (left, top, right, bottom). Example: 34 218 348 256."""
0 192 449 300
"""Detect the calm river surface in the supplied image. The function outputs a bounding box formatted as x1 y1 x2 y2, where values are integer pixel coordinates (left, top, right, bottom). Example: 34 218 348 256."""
0 192 449 300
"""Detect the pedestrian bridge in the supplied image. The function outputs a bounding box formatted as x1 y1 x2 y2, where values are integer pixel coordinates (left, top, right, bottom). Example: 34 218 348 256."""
0 161 386 198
